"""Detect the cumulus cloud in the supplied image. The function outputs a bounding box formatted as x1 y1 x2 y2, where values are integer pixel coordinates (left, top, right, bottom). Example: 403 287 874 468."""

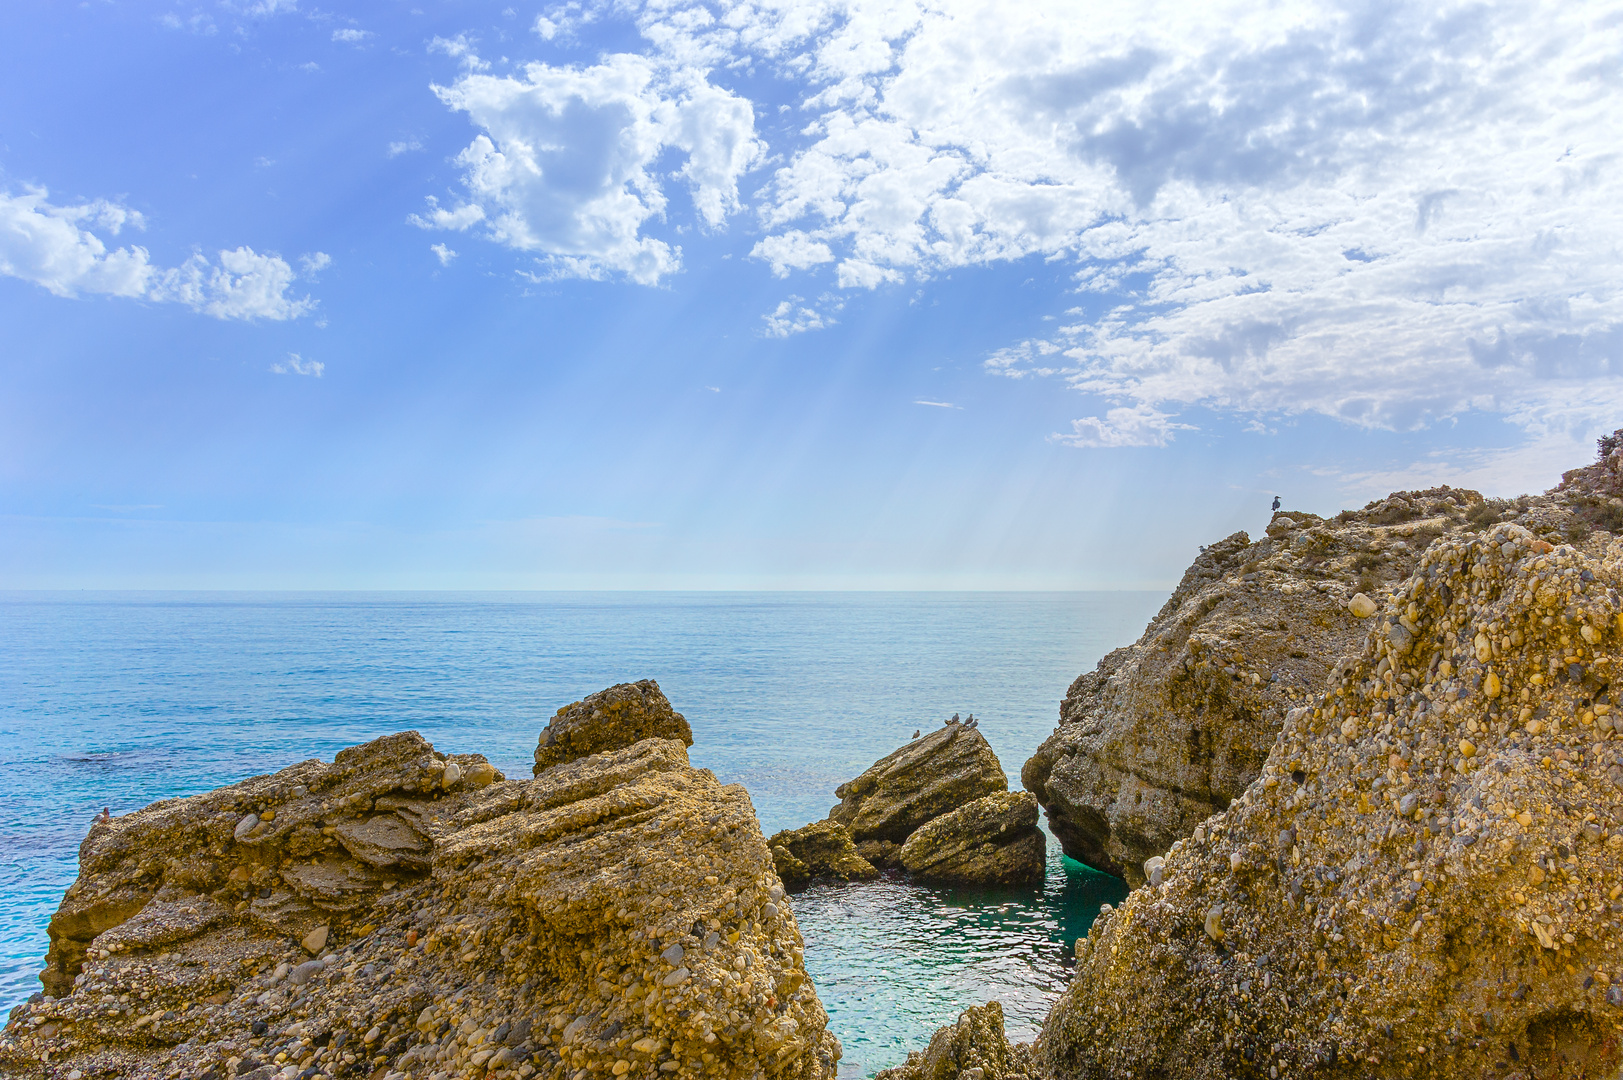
617 0 1623 446
0 188 319 320
271 353 324 377
421 44 764 284
388 138 423 157
762 295 832 337
331 28 371 43
430 243 457 265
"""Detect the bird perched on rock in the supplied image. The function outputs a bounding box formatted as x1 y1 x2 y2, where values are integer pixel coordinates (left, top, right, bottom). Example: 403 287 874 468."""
949 713 960 724
966 715 978 729
94 807 111 825
1272 495 1281 511
911 729 920 739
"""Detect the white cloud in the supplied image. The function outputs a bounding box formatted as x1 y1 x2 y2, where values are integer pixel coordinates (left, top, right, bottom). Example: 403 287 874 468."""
0 188 154 299
429 34 491 72
151 246 317 320
750 230 834 277
762 295 832 337
422 45 764 284
430 243 457 265
1057 404 1194 448
271 353 324 377
332 28 372 43
623 0 1623 448
299 251 331 276
388 138 424 157
915 400 959 409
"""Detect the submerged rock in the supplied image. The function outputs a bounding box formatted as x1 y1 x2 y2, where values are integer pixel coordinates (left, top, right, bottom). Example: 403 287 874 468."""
768 821 878 890
898 792 1045 886
3 720 838 1079
1041 520 1623 1077
533 678 694 773
874 1001 1036 1080
828 720 1007 865
1023 493 1491 882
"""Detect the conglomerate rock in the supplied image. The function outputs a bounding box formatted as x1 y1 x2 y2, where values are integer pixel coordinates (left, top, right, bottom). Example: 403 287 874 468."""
1023 491 1504 883
533 680 693 775
898 793 1045 887
828 720 1007 868
767 822 878 891
873 1001 1037 1080
1040 522 1623 1078
2 729 838 1080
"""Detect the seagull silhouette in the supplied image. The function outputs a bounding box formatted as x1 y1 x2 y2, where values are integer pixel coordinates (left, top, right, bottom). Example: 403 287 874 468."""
1271 495 1281 511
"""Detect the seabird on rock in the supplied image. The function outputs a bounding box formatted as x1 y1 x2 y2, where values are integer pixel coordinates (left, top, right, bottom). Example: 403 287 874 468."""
949 713 960 724
911 729 920 740
966 714 978 729
95 807 111 824
1272 495 1281 511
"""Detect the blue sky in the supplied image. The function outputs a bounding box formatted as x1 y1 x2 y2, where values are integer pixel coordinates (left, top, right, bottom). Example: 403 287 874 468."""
2 0 1621 588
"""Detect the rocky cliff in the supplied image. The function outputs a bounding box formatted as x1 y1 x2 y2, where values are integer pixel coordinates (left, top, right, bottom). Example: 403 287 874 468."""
2 713 838 1080
1021 483 1614 883
1039 519 1623 1077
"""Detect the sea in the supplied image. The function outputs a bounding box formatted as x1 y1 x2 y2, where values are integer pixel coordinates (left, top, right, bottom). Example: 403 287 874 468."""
0 591 1165 1077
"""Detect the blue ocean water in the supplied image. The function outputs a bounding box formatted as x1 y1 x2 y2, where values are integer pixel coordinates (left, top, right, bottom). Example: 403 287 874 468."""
0 591 1160 1075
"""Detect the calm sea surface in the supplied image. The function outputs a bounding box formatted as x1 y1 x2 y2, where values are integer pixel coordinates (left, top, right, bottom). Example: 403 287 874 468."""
0 591 1161 1076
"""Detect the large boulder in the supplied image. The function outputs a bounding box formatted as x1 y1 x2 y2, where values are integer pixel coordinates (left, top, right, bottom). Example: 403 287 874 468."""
768 821 879 890
1039 522 1623 1078
533 678 693 773
828 720 1007 867
898 792 1045 886
874 1001 1037 1080
1022 493 1490 882
2 732 839 1080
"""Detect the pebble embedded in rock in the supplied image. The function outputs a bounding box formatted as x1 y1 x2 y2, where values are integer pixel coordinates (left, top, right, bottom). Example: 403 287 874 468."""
1204 905 1223 941
234 814 260 842
441 762 462 787
1349 593 1378 618
661 943 684 966
300 925 329 955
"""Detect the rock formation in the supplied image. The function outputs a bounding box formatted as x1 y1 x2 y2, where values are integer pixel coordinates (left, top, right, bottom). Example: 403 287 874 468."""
827 720 1008 870
2 722 838 1080
873 1001 1037 1080
1023 490 1511 883
898 793 1045 887
533 680 693 774
1039 520 1623 1077
766 822 878 891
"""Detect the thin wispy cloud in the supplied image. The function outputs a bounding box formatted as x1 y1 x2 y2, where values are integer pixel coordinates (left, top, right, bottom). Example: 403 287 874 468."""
271 353 324 377
914 400 959 409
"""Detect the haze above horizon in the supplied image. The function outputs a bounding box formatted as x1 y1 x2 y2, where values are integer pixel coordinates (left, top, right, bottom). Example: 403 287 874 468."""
3 0 1621 590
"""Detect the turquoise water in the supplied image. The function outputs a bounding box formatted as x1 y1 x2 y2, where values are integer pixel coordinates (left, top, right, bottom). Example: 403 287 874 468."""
0 591 1152 1075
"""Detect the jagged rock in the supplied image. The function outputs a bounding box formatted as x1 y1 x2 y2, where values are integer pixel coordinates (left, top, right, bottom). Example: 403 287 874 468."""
828 720 1007 865
2 723 838 1080
874 1001 1037 1080
1023 493 1492 882
898 792 1045 886
769 821 878 890
533 678 693 773
1040 520 1623 1077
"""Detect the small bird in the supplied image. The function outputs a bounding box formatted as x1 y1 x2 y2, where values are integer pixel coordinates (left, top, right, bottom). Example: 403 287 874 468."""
94 807 111 825
966 715 979 729
911 729 920 740
1272 495 1281 511
950 713 960 724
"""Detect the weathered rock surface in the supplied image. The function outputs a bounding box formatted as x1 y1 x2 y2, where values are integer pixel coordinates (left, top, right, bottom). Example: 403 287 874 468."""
898 793 1045 887
533 679 693 774
3 726 837 1080
828 720 1007 867
873 1001 1037 1080
1041 519 1623 1077
1023 490 1513 882
767 821 878 890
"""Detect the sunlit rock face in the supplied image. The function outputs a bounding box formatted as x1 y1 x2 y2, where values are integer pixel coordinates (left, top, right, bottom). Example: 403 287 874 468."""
3 723 838 1080
1041 521 1623 1077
